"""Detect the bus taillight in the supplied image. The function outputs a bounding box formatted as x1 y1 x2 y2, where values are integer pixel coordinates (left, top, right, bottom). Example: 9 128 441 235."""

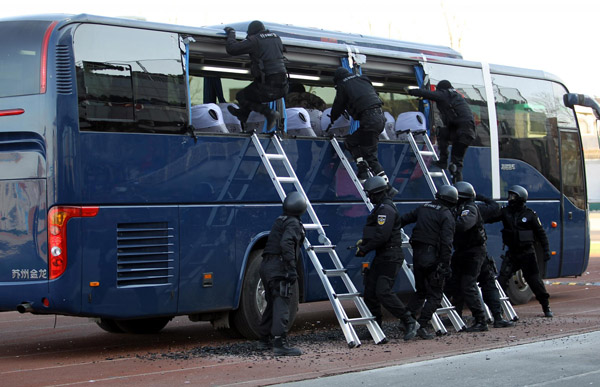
0 109 24 117
40 21 58 94
48 206 99 279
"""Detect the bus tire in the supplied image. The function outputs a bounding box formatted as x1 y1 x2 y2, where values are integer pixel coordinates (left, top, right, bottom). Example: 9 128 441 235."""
96 318 125 333
232 248 299 340
505 270 534 305
114 317 172 334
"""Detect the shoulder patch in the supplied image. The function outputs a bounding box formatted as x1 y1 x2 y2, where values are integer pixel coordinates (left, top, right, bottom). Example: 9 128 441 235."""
461 209 470 217
377 215 387 225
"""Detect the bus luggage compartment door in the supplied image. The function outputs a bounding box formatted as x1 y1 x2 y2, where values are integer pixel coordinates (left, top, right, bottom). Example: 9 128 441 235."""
80 206 179 318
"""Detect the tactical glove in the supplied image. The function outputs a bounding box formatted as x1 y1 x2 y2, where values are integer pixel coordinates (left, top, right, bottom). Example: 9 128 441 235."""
223 27 235 35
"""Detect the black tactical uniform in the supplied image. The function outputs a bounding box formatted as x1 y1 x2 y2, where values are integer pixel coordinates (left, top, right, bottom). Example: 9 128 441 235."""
356 176 419 341
475 193 514 328
487 185 553 318
330 67 387 184
224 21 288 130
258 192 306 356
401 185 457 339
408 80 475 182
445 182 489 332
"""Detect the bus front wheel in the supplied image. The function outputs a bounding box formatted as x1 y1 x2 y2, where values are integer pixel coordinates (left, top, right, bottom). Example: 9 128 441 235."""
232 248 299 339
505 270 534 305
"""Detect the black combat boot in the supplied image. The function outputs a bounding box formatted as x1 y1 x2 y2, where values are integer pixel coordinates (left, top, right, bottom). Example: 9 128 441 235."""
273 335 302 356
256 336 271 350
416 326 434 340
466 318 489 332
492 316 514 328
433 160 447 170
542 305 553 318
402 315 419 341
227 105 249 124
265 110 281 131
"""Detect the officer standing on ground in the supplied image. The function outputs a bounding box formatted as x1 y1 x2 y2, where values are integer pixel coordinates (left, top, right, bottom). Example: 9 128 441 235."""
487 185 553 318
474 192 515 328
400 185 457 339
355 176 419 341
407 80 475 183
224 21 288 131
258 192 306 356
329 67 391 189
445 182 492 332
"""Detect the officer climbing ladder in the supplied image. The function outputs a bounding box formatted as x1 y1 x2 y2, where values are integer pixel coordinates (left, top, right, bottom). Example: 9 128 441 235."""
395 111 466 334
250 132 387 348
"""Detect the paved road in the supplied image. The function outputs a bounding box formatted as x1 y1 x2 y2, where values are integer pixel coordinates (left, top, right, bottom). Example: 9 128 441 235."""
279 331 600 387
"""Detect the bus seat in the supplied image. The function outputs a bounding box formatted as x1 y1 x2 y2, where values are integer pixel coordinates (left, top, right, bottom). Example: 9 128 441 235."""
191 103 228 134
306 109 323 136
395 111 427 134
218 103 243 133
384 111 396 139
321 108 350 137
286 108 316 137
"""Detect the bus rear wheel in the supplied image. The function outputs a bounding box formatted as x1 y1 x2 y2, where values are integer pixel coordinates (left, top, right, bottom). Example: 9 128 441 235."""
505 270 534 305
96 318 125 333
114 317 172 334
232 248 299 339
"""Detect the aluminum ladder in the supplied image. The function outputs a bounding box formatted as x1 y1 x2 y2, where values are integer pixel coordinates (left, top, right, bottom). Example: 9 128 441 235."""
330 137 415 292
251 133 387 348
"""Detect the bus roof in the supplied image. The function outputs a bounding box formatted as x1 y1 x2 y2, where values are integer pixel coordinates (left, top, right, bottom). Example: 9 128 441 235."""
2 14 565 86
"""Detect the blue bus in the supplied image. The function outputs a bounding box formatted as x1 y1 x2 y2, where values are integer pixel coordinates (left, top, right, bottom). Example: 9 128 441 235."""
0 14 594 336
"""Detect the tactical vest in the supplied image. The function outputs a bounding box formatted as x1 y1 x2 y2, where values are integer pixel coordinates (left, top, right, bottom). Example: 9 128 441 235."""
249 32 287 80
339 74 382 118
454 202 486 251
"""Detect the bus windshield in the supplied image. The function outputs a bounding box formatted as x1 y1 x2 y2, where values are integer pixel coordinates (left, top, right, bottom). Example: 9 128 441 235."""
0 20 52 98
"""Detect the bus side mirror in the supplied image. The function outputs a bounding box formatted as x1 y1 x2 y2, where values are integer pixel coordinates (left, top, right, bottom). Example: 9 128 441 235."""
564 93 600 119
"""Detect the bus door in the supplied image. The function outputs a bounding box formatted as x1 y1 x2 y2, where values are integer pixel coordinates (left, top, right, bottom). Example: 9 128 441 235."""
560 92 593 276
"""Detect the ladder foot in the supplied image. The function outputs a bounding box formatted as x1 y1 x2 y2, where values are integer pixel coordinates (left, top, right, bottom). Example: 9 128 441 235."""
376 337 388 345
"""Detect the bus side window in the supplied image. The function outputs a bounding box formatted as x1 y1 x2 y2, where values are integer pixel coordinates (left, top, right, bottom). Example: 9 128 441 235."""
74 25 188 134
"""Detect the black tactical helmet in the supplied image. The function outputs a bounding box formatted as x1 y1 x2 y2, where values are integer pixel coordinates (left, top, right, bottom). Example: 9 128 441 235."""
247 20 265 35
363 176 388 195
507 185 528 203
437 80 453 90
435 185 458 204
283 191 307 216
333 67 351 83
454 181 475 200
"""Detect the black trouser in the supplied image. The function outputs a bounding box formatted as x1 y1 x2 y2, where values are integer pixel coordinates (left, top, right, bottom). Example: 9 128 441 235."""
478 254 503 320
258 255 292 338
445 247 486 321
437 121 475 181
235 74 288 121
364 257 411 326
344 108 385 177
497 252 549 306
407 244 444 326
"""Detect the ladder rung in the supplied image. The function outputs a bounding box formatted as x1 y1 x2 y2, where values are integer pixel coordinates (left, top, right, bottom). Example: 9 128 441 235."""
303 224 320 230
309 245 336 252
435 307 456 313
429 172 445 177
277 177 297 183
323 268 347 277
265 153 285 160
345 316 376 325
419 151 435 156
335 292 361 300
